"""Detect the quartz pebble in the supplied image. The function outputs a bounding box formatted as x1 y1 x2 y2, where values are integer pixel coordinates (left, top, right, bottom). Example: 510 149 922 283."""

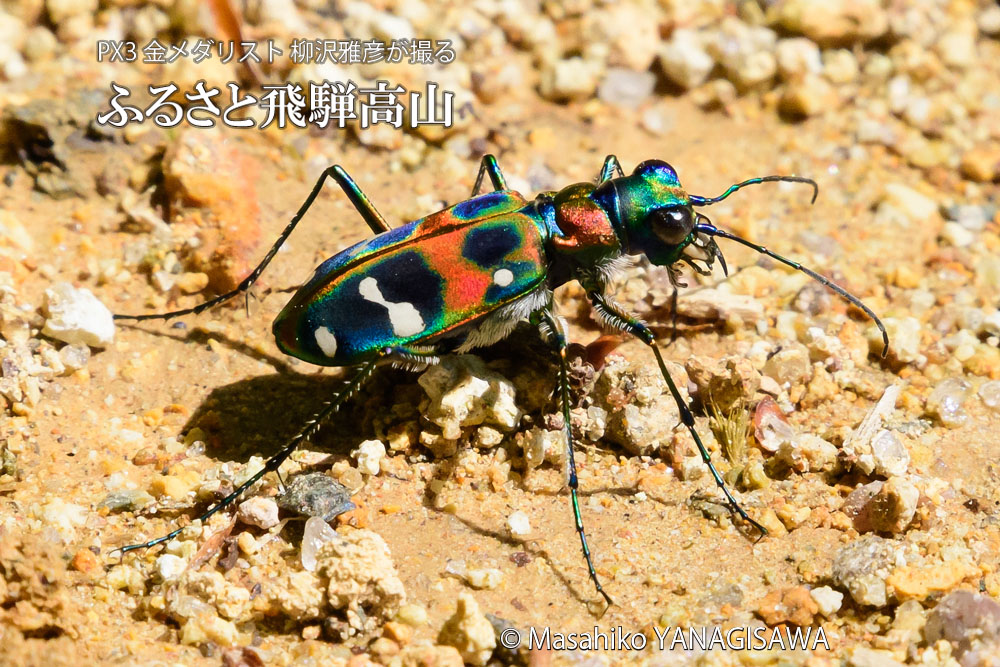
301 516 340 572
658 29 714 90
980 381 1000 411
926 378 972 427
42 283 115 347
753 396 796 452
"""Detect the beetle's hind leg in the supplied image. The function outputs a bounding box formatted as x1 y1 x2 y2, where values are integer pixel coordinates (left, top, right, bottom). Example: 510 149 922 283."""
471 154 508 196
114 166 390 323
586 291 767 537
112 358 379 557
531 308 614 611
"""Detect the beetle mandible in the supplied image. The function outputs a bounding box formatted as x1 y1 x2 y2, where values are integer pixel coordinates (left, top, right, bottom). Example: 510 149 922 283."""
114 154 889 609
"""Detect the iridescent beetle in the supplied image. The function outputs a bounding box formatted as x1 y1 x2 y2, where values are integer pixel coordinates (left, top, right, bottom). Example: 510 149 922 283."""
115 155 889 608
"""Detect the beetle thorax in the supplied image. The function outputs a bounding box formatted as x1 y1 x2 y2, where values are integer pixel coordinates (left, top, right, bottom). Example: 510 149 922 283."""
548 182 622 263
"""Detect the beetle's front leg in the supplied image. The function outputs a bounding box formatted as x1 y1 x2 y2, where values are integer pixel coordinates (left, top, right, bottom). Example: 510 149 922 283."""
586 290 767 537
471 154 508 196
597 155 625 184
529 308 614 611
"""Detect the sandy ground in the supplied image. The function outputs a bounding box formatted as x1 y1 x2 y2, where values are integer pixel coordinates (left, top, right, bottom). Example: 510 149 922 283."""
2 2 1000 666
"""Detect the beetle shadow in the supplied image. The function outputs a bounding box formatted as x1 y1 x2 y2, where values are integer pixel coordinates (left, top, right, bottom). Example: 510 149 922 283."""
424 453 657 610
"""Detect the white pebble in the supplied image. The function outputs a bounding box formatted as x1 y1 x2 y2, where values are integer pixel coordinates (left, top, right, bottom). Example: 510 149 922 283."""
237 497 280 529
465 568 503 590
507 510 531 537
300 516 339 572
353 439 386 476
810 586 844 617
155 554 187 581
42 282 115 347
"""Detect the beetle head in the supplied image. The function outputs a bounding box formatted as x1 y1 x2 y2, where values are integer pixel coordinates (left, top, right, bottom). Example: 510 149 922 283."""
610 160 721 273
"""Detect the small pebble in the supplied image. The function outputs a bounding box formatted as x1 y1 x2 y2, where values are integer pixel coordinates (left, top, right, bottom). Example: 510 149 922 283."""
465 568 503 590
506 510 531 537
438 593 496 667
277 472 355 521
352 439 386 476
155 554 187 581
300 516 340 572
396 603 428 627
810 586 844 617
42 282 115 347
926 378 972 427
658 29 714 90
753 396 796 452
980 381 1000 411
870 430 909 477
924 590 1000 663
868 476 919 533
237 496 280 530
98 490 155 513
832 535 896 607
597 68 655 109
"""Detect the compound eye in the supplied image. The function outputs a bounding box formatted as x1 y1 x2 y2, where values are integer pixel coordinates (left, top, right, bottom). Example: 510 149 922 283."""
648 206 693 245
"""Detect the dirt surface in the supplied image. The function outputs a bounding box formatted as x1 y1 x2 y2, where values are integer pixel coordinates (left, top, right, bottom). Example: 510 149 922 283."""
2 1 1000 666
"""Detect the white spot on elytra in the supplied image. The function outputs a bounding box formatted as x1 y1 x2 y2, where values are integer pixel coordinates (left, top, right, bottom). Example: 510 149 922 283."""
493 268 514 287
314 326 338 357
358 277 424 337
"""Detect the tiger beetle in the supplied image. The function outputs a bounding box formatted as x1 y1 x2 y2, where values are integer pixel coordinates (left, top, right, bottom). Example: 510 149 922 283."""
113 154 889 609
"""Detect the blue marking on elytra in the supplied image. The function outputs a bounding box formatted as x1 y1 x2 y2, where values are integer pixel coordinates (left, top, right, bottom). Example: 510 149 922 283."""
453 191 511 220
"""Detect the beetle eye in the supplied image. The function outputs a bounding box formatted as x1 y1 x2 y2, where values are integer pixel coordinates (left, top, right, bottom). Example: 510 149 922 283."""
648 206 693 245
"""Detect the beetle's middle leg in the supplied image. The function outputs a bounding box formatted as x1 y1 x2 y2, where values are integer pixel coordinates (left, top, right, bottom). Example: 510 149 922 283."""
531 308 614 611
586 290 767 537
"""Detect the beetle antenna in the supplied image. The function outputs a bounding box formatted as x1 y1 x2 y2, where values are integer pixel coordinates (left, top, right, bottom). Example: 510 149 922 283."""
690 175 818 206
694 221 889 358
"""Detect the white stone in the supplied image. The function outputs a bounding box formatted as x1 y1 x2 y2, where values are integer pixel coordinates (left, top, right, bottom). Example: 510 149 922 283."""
353 439 386 476
507 510 531 537
300 516 339 572
810 586 844 617
42 282 115 347
155 554 187 581
659 29 714 90
237 496 280 529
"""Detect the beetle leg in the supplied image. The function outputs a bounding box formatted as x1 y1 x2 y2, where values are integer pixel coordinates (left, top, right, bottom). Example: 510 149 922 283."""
112 358 379 556
471 154 508 196
597 155 625 184
115 166 390 322
586 291 767 538
531 308 614 611
330 165 391 234
381 345 441 371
